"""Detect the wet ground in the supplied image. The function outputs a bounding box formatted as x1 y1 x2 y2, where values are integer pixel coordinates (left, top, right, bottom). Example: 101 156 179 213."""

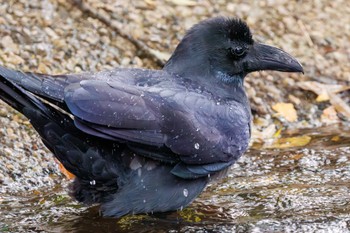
1 124 349 233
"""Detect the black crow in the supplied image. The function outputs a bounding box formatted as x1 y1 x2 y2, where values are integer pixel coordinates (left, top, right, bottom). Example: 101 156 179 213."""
0 17 303 217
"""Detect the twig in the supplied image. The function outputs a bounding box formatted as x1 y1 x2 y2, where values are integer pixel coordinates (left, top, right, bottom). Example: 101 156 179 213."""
71 0 166 67
297 19 314 48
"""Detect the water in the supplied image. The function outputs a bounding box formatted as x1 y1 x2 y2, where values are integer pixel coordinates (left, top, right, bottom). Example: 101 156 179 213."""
1 124 350 232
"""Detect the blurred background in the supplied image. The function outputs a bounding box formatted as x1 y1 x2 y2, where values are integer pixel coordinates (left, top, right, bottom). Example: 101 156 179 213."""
0 0 349 232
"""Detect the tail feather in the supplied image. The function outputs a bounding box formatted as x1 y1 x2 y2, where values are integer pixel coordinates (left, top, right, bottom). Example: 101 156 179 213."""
0 74 48 116
0 66 71 110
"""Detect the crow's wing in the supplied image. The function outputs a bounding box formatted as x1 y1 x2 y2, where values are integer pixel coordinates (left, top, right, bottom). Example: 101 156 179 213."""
65 79 164 142
64 78 251 178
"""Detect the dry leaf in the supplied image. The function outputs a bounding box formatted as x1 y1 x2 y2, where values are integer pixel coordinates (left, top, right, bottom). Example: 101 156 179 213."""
316 93 330 102
268 135 312 149
298 81 350 102
56 159 75 180
272 103 298 122
321 106 339 123
298 81 350 119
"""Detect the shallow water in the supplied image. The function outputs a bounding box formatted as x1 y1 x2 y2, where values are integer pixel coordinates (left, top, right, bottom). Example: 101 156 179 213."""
1 124 350 232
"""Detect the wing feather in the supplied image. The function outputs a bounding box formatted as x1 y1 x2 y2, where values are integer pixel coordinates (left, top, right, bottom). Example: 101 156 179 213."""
63 76 251 179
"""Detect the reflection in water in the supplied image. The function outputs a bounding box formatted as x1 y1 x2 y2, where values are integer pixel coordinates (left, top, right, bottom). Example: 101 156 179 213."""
1 124 350 232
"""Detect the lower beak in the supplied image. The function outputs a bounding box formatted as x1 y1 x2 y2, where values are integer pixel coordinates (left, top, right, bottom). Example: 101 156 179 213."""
245 43 304 73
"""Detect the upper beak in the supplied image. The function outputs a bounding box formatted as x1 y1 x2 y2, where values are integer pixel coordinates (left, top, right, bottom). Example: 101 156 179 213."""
245 43 304 74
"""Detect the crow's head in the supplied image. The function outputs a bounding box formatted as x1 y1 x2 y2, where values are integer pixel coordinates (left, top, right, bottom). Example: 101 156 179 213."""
164 17 303 88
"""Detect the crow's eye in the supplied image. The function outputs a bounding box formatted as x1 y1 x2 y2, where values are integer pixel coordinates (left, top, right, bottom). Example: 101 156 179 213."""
230 46 246 57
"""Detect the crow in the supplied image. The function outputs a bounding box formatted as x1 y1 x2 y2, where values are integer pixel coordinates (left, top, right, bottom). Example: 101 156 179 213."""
0 17 303 217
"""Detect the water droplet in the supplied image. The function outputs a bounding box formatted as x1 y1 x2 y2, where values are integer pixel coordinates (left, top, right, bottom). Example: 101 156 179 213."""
137 168 142 177
194 143 200 150
183 188 188 197
90 180 96 185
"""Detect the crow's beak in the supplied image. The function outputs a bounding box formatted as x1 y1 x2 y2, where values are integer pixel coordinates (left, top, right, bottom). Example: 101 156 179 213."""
245 43 304 73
